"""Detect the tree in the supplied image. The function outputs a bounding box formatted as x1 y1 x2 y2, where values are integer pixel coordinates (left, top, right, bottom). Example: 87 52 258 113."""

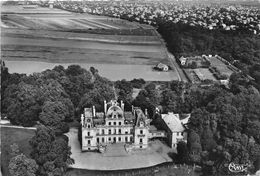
9 153 38 176
39 101 70 135
30 126 74 176
177 141 189 164
4 82 41 126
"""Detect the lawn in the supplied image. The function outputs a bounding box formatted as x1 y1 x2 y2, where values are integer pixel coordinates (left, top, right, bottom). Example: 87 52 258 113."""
1 126 35 176
65 164 199 176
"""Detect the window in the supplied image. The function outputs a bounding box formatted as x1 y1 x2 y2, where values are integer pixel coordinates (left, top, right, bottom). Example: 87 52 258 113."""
181 132 184 136
114 115 116 118
119 129 121 134
97 138 99 143
88 140 90 144
88 125 90 128
140 138 143 143
88 132 90 136
125 137 128 142
130 137 133 142
114 122 116 126
140 146 142 149
125 131 128 134
102 138 104 143
108 129 111 134
119 137 121 142
114 129 116 134
177 132 179 136
119 122 121 125
102 129 105 134
108 122 111 126
140 130 143 134
108 137 111 141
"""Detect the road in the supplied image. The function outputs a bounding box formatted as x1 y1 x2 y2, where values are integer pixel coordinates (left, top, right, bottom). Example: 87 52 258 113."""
167 52 189 82
153 29 189 82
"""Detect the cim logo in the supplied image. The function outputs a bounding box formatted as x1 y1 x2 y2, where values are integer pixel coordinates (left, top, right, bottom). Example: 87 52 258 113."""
228 162 249 173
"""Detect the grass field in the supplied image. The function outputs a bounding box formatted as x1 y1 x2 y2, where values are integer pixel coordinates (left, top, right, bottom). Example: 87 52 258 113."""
1 5 180 81
4 61 178 81
209 57 234 76
1 126 35 176
193 68 217 81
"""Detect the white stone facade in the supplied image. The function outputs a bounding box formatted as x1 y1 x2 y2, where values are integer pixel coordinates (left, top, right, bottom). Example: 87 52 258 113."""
81 100 150 151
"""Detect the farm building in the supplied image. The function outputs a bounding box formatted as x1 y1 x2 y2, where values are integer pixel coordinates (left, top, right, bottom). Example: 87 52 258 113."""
154 63 169 71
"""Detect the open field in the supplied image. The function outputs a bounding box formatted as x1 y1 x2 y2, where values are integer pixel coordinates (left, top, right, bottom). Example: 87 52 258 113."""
1 6 141 30
2 28 160 44
4 61 178 81
1 5 180 81
1 126 35 176
209 57 234 76
193 68 217 81
1 5 72 14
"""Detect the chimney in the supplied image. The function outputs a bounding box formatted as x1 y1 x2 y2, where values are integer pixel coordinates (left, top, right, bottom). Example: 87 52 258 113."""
84 108 87 116
145 109 148 116
131 105 134 114
81 114 84 126
93 106 96 117
121 100 124 111
104 100 107 114
155 107 160 114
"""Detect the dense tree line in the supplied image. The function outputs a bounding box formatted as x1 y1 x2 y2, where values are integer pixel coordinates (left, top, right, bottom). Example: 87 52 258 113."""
1 65 115 127
157 22 260 90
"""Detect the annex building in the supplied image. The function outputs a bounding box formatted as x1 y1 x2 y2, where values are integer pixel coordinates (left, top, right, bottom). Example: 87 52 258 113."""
80 100 190 152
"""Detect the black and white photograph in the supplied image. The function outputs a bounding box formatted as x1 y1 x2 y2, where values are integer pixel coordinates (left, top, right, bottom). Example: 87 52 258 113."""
0 0 260 175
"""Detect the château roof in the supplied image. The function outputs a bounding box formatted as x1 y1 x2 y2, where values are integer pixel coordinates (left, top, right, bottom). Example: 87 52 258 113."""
135 108 147 126
161 113 186 132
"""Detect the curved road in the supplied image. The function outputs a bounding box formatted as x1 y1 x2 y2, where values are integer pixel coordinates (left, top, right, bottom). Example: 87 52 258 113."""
153 29 188 82
167 52 188 82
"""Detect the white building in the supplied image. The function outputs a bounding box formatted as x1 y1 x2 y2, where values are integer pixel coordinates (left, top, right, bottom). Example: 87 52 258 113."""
80 100 190 152
154 109 190 148
81 100 150 152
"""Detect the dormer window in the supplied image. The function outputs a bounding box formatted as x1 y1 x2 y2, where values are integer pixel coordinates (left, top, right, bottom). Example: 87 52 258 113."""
114 115 117 118
88 125 90 128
